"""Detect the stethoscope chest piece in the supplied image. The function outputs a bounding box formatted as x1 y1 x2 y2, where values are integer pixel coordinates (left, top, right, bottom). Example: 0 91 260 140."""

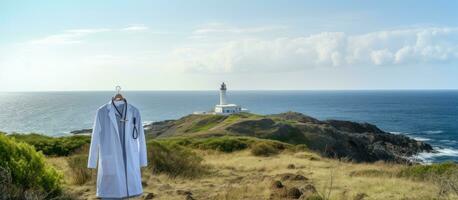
132 117 138 139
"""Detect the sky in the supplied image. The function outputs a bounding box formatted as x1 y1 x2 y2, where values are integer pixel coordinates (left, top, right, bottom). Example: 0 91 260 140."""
1 0 458 91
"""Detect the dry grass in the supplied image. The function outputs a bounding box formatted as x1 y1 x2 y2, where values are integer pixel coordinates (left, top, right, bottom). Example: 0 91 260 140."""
46 150 456 200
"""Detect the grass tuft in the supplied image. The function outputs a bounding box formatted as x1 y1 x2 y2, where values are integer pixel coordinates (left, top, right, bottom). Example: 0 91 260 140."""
251 142 280 156
67 154 92 185
349 169 393 177
147 140 208 178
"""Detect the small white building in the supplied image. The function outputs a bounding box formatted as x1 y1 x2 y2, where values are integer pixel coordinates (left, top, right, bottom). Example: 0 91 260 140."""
214 82 245 114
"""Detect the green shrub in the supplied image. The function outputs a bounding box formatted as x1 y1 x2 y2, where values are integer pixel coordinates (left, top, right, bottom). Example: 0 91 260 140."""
147 140 208 178
398 162 458 180
8 133 91 156
0 134 63 199
251 142 280 156
398 162 458 196
67 154 92 185
156 136 294 154
193 136 249 152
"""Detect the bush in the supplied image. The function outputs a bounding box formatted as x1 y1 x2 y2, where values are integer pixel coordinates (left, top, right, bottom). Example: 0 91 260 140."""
251 142 280 156
147 140 208 178
156 136 294 155
67 154 92 185
0 134 63 199
8 133 91 156
398 162 458 180
194 136 249 152
398 162 458 196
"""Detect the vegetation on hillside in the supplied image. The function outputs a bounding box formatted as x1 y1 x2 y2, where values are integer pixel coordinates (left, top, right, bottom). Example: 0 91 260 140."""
149 112 433 163
0 131 456 199
156 135 294 154
8 133 91 156
147 140 208 178
250 141 281 156
0 134 64 199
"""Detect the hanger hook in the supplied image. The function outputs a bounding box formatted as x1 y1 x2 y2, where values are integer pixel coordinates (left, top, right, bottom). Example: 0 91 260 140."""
115 85 121 94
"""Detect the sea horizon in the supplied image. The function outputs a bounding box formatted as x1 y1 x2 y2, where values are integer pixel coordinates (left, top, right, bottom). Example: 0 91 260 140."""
2 89 458 92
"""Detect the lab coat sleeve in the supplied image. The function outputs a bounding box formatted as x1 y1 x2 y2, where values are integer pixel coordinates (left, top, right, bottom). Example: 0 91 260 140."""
138 111 148 167
88 110 101 169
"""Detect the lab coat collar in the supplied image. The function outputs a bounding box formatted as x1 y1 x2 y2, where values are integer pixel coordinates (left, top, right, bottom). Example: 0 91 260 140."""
107 100 133 139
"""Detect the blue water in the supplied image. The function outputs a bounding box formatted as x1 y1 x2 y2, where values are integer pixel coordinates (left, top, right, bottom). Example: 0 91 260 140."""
0 90 457 163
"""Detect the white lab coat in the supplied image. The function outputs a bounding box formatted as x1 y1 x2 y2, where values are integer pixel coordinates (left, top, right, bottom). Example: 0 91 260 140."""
88 101 148 198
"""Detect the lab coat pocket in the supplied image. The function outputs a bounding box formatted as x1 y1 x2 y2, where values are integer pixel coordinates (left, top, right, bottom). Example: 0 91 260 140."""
102 155 116 175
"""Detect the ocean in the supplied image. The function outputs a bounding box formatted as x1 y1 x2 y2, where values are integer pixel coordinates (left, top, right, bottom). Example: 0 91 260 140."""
0 90 457 163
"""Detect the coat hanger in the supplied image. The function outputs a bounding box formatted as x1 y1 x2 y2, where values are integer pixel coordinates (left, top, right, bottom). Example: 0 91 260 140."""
112 85 125 101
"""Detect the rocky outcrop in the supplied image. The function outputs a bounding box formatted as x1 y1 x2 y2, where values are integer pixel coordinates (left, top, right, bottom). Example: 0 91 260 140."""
143 120 176 137
70 128 92 135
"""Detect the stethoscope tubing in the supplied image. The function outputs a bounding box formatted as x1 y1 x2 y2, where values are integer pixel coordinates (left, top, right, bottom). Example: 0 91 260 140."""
112 99 138 139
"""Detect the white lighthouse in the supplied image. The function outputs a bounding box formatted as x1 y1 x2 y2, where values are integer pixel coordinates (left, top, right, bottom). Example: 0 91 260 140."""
219 82 227 105
214 82 245 115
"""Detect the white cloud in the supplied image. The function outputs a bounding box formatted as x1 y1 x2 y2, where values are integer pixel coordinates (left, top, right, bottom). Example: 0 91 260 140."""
122 24 149 31
371 49 393 65
172 27 458 73
192 23 286 35
29 28 110 45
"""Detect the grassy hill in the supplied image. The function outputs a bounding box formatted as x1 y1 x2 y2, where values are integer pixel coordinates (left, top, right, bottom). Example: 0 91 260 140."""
145 112 432 163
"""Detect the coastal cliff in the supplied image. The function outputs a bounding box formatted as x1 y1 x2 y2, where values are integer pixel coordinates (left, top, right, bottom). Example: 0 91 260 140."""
144 112 432 163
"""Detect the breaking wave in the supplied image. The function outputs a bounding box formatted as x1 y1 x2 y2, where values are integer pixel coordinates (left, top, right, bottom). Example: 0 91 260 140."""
411 147 458 164
423 130 444 134
412 137 431 141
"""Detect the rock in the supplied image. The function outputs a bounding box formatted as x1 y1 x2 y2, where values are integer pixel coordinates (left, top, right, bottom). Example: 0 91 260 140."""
143 192 155 199
271 180 283 188
269 112 321 124
309 157 319 161
287 164 295 169
287 187 302 199
354 193 368 200
300 184 318 198
158 184 172 190
176 190 192 196
279 173 308 181
70 128 92 135
142 180 148 187
144 120 176 137
185 194 195 200
302 184 317 193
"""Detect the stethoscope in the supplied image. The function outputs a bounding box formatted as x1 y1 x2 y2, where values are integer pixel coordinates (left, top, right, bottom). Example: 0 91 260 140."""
111 99 138 139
